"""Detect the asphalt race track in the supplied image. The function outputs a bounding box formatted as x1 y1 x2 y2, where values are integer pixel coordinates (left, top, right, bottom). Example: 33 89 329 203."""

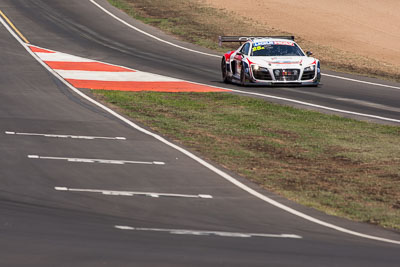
0 0 399 266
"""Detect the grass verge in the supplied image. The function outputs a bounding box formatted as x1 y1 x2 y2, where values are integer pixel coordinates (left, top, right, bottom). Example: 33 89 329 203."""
107 0 400 82
92 90 400 230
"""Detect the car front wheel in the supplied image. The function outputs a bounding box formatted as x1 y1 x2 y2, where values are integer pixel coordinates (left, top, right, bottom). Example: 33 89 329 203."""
240 65 246 86
221 57 230 83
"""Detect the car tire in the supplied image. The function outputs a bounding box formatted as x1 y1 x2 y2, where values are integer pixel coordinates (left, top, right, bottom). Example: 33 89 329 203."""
221 57 230 83
311 62 321 87
316 62 321 82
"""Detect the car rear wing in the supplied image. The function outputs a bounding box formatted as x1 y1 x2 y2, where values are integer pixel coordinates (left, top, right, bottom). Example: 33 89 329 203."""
218 36 295 46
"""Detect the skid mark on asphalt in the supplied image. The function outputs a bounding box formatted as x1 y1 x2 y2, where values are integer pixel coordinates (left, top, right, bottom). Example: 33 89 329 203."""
28 45 229 93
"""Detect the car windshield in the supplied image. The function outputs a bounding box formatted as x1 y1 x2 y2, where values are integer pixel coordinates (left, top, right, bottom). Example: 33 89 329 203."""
251 42 304 57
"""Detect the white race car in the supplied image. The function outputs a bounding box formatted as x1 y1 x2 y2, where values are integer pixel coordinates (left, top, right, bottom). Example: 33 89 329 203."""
220 36 321 86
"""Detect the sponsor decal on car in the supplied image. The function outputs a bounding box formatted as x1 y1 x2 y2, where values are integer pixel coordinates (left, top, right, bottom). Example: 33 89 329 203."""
270 61 301 64
253 41 274 46
273 41 295 46
254 41 294 47
224 51 235 62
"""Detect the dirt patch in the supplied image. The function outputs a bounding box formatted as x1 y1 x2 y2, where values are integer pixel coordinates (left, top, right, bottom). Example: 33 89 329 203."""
202 0 400 67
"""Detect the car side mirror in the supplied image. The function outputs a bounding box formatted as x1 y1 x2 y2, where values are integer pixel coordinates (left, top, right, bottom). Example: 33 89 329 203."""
306 51 313 56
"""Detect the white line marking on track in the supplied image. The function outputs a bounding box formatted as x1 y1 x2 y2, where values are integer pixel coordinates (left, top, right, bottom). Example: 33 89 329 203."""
2 13 399 245
55 187 213 199
28 155 165 165
228 88 400 123
5 131 126 140
89 0 220 58
322 73 400 91
114 226 302 239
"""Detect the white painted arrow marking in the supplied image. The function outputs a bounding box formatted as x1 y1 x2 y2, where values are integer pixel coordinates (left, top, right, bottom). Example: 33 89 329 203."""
28 155 165 165
55 187 212 199
114 226 302 239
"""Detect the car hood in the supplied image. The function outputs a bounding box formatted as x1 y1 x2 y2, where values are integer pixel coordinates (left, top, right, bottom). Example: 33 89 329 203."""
248 56 316 68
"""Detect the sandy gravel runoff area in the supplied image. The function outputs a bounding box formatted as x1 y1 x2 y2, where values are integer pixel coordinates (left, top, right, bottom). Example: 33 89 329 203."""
202 0 400 67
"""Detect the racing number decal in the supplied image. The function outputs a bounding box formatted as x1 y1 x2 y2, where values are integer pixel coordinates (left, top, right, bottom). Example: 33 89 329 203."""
252 46 265 52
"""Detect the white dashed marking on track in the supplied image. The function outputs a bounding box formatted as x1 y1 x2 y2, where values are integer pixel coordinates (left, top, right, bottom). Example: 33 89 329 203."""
114 226 302 239
55 187 213 199
5 131 126 140
28 155 165 165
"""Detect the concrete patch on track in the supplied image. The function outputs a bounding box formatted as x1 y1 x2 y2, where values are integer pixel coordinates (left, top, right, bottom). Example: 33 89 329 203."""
28 45 228 93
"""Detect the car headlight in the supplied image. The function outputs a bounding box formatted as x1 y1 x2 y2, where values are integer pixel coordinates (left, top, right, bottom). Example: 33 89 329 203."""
252 65 270 73
304 65 316 72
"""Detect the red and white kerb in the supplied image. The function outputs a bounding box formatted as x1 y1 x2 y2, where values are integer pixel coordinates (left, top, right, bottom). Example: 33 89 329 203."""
29 45 228 93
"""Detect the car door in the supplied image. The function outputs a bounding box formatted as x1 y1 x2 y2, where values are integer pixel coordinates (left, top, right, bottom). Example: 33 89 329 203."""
233 42 250 76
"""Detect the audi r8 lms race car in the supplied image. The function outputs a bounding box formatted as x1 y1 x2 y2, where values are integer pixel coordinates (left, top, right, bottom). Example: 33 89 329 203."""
220 36 321 86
